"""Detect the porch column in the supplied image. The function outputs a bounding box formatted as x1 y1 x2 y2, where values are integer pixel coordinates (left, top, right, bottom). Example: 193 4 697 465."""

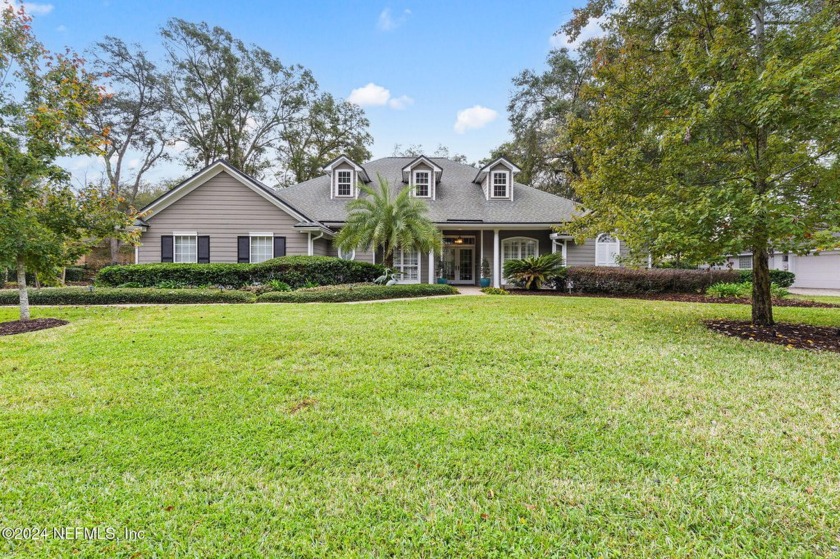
307 232 313 256
428 251 434 284
493 229 501 288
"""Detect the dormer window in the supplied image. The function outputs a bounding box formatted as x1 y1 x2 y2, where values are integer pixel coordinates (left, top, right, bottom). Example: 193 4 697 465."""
336 170 353 197
492 171 509 198
413 171 431 198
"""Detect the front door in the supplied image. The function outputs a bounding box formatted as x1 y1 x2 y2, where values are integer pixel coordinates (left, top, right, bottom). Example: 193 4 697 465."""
443 246 474 284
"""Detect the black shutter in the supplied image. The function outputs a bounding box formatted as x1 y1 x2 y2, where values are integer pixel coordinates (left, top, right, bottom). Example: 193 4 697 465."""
237 236 250 263
161 236 174 263
197 236 210 263
273 236 286 258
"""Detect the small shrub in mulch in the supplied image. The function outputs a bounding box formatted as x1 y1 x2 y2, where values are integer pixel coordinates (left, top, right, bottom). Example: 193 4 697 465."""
0 318 69 336
705 320 840 353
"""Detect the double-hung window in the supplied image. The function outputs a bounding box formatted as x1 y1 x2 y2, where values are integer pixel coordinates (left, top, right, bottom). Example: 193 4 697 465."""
413 171 430 197
174 235 197 263
394 248 420 283
336 170 353 197
595 234 620 267
250 235 273 263
492 172 509 198
738 255 752 269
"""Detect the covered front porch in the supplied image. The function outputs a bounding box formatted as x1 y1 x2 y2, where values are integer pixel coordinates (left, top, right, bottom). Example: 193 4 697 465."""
397 228 569 287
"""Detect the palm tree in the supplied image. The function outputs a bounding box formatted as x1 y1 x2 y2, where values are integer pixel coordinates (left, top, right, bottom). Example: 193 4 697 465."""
334 174 442 269
503 253 565 290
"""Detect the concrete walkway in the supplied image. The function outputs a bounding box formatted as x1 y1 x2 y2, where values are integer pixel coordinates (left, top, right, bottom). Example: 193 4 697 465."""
789 288 840 297
456 286 485 296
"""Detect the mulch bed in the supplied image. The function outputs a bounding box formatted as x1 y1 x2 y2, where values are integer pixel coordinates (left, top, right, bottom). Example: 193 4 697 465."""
507 290 838 308
0 318 69 336
705 320 840 353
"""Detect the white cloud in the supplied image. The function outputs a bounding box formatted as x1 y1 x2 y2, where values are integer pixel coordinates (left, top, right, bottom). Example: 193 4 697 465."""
55 24 66 32
2 1 55 15
348 82 413 110
550 16 605 49
377 7 411 31
453 105 498 134
388 95 414 110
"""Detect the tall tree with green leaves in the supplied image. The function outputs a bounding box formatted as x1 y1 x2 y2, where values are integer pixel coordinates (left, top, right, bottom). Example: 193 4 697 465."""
566 0 840 325
334 176 442 269
87 36 172 262
487 47 595 198
278 92 372 186
0 5 135 321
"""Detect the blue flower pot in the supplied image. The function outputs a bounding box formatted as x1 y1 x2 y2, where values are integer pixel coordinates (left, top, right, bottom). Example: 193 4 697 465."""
479 278 491 288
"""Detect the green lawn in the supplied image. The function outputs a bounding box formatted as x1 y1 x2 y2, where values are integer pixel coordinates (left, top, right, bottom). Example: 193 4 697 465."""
1 297 838 557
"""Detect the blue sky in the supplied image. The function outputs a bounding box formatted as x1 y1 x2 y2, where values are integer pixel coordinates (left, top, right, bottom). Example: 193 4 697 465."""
17 0 585 184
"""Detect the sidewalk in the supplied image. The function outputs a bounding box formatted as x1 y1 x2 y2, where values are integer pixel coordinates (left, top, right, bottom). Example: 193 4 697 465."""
789 288 840 297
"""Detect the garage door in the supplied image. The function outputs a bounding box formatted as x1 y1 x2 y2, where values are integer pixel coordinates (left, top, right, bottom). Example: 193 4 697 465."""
792 252 840 289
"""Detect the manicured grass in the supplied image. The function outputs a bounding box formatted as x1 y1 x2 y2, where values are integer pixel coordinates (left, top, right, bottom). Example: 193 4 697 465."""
0 297 838 557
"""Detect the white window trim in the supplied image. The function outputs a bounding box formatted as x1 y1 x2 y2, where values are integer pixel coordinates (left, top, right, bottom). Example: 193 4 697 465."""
595 233 621 267
412 170 432 198
394 247 421 284
249 232 274 264
173 232 198 264
490 171 510 199
501 237 539 285
335 169 354 198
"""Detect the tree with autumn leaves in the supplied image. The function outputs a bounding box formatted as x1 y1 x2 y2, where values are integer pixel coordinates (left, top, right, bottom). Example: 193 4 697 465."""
0 5 136 321
563 0 840 325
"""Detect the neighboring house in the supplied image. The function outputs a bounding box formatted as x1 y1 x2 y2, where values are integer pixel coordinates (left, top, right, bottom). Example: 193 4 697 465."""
135 156 628 287
724 251 840 289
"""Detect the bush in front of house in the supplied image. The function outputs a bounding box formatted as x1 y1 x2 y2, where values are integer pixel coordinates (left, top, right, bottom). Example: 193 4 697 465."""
707 281 789 299
565 267 740 294
257 283 458 303
96 256 384 289
502 254 565 290
738 269 795 288
0 287 256 305
480 287 509 295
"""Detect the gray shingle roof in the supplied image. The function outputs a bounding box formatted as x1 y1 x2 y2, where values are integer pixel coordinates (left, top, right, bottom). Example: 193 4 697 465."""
275 157 578 225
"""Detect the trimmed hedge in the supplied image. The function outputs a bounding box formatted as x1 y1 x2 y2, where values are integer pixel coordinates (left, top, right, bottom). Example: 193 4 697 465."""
96 256 385 289
258 283 458 303
565 267 740 294
738 269 796 288
0 287 255 305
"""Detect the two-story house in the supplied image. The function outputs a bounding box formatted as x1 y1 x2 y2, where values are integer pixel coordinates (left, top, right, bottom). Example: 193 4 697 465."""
134 156 628 287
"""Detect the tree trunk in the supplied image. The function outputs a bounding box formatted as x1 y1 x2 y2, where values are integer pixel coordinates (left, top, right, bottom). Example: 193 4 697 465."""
16 256 30 322
751 247 774 326
110 237 121 264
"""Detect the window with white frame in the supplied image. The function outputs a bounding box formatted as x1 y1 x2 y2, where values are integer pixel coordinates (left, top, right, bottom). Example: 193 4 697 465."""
595 234 620 267
338 247 355 261
336 170 353 197
413 171 431 197
250 235 273 263
502 238 538 282
394 248 420 283
492 171 509 198
174 235 197 263
739 255 752 269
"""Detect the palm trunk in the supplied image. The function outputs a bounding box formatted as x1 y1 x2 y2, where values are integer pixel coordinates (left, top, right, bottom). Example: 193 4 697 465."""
16 256 30 322
751 246 773 326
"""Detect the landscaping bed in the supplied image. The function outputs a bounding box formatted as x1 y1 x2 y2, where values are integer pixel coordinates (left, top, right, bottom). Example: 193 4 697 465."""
258 283 458 303
0 287 256 305
706 319 840 353
506 290 838 308
0 317 68 336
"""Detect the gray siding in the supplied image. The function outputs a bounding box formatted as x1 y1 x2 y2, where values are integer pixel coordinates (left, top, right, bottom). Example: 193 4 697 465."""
138 170 307 263
565 237 631 267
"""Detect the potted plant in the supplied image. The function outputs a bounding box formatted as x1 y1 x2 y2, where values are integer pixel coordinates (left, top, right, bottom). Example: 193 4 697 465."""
436 258 448 284
479 258 492 288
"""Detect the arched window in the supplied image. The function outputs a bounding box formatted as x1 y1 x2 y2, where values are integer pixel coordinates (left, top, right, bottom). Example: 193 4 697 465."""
596 234 620 267
501 237 538 283
338 247 355 261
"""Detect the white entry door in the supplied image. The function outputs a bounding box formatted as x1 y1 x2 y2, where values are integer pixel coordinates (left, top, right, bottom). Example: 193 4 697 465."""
443 246 475 284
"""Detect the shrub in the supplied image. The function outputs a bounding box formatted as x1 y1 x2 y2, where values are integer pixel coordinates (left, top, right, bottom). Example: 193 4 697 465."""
117 282 144 288
503 253 565 290
64 266 91 282
707 281 790 299
96 256 384 289
480 287 509 295
0 287 255 305
738 269 795 288
565 267 740 294
258 283 458 303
